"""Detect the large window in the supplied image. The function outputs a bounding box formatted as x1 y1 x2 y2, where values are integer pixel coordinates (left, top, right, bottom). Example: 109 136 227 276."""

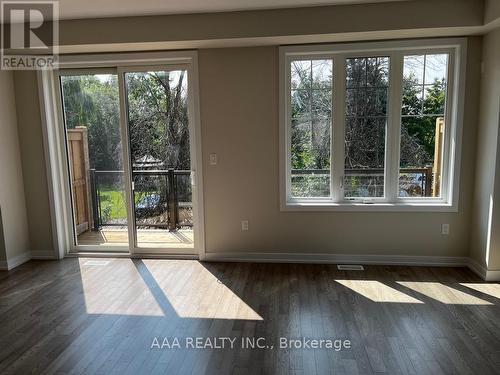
281 39 464 210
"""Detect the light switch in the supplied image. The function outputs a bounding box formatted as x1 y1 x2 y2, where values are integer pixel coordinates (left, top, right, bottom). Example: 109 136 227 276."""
441 223 449 235
209 153 217 165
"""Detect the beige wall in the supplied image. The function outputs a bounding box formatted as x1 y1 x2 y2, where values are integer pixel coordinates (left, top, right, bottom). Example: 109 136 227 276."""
484 0 500 24
0 71 30 262
11 37 482 259
199 39 481 256
50 0 483 52
13 71 54 255
470 27 500 270
3 0 499 275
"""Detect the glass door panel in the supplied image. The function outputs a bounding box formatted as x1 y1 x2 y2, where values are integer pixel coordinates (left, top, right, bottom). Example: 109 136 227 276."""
123 69 194 249
60 73 129 247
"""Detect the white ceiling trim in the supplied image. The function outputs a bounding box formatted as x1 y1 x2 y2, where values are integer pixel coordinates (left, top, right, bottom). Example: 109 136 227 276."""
58 25 487 55
52 0 407 21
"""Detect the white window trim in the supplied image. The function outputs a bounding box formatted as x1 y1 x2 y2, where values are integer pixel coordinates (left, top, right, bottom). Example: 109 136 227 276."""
38 51 206 258
279 38 467 212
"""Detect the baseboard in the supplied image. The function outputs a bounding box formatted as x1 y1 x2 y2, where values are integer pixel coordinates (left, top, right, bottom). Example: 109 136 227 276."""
204 252 469 267
204 252 500 280
0 252 32 271
0 251 56 271
30 250 57 260
467 259 500 281
3 250 497 281
66 251 198 260
485 270 500 281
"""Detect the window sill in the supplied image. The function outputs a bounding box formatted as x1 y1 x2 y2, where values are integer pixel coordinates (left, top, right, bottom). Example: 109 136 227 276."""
282 201 457 212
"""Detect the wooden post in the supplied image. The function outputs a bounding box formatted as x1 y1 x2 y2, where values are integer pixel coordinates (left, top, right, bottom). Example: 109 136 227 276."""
432 118 444 197
424 167 433 197
67 126 92 234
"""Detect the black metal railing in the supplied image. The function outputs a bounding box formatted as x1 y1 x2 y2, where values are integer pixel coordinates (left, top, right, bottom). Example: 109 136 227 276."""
90 169 193 231
291 167 434 197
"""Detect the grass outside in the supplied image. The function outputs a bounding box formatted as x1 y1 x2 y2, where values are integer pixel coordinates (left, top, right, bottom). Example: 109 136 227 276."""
98 188 192 224
98 188 167 222
99 189 127 222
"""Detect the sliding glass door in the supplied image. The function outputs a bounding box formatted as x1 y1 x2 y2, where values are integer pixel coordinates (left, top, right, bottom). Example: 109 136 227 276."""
122 68 194 250
58 65 198 254
60 72 129 248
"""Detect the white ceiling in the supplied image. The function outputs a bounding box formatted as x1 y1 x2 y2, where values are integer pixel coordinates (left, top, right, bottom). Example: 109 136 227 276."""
56 0 405 21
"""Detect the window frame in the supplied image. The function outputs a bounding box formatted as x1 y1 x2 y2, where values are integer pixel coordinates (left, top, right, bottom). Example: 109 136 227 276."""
279 38 466 212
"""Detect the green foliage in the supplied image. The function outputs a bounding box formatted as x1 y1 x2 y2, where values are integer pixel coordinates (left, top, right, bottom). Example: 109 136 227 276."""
290 60 447 172
62 72 192 226
126 71 190 170
61 71 191 172
290 61 331 171
61 75 121 170
291 175 330 197
99 188 127 221
401 75 446 167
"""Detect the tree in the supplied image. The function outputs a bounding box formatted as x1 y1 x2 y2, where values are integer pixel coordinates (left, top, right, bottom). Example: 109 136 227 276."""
401 76 446 167
290 61 331 171
61 72 191 171
290 59 447 172
61 71 193 226
61 75 122 171
126 71 190 170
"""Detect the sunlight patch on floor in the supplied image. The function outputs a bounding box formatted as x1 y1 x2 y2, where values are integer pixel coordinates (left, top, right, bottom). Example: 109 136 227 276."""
142 260 263 320
78 258 263 320
335 280 423 303
397 282 493 305
460 283 500 299
79 258 165 316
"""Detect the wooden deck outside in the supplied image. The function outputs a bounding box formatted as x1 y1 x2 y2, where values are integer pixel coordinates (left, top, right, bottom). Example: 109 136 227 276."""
78 228 194 248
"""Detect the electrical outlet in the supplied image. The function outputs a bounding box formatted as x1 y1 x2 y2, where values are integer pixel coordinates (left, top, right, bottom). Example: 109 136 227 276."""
209 153 217 165
441 223 450 235
241 220 249 231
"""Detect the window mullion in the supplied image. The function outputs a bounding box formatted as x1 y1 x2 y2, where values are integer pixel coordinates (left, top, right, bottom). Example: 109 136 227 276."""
440 49 455 205
284 57 292 202
385 52 404 203
332 56 346 202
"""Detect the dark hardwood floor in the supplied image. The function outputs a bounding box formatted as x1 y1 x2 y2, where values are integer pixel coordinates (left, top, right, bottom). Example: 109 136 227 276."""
0 258 499 374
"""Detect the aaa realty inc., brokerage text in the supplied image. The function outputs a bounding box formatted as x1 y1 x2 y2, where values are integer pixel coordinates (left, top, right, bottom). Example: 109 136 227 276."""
151 337 352 351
